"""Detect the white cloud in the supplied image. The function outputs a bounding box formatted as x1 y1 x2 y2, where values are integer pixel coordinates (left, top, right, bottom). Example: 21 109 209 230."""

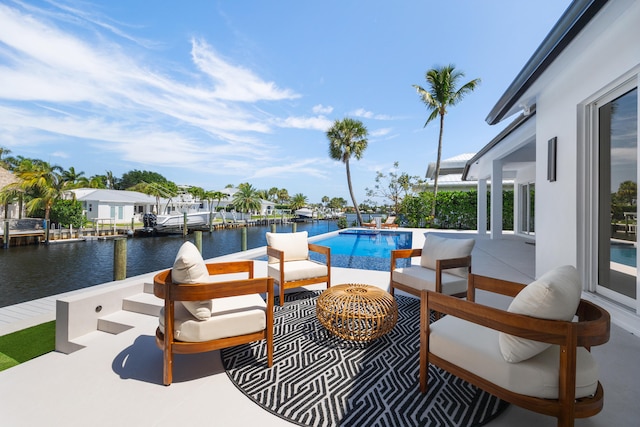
312 104 333 115
190 38 300 102
370 128 392 137
351 108 393 121
274 115 333 131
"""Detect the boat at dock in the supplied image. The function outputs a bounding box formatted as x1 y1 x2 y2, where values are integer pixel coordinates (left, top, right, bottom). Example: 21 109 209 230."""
152 212 211 234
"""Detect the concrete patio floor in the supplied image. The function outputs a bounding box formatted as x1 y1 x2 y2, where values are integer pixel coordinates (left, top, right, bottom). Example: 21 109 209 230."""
0 229 638 426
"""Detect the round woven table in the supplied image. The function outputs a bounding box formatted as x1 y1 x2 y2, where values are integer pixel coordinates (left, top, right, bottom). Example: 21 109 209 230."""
316 283 398 342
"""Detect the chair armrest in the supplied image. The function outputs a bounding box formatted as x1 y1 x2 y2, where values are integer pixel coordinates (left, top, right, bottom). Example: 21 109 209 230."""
266 246 284 260
426 291 609 347
154 273 274 301
467 273 526 302
308 243 330 256
206 260 254 278
391 248 422 269
308 243 330 268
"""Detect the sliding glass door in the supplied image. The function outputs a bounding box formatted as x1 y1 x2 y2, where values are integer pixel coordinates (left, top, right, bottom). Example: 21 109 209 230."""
597 85 638 305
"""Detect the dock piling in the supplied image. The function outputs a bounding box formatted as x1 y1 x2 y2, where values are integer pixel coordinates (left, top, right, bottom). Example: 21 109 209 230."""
113 238 127 281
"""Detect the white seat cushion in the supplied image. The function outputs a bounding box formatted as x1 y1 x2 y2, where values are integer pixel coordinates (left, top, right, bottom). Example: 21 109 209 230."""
159 294 266 342
266 231 309 263
499 265 583 362
392 265 467 295
268 259 328 283
430 315 599 399
420 234 475 278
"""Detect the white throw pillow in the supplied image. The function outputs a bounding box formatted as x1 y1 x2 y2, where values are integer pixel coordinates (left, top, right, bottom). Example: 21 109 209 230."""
420 234 475 278
171 241 212 320
266 231 309 263
499 265 582 363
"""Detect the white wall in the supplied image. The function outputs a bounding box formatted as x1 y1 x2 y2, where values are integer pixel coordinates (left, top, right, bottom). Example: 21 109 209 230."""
531 0 640 275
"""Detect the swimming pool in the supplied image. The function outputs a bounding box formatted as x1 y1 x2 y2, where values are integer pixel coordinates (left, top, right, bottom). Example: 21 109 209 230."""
610 243 636 267
310 229 413 271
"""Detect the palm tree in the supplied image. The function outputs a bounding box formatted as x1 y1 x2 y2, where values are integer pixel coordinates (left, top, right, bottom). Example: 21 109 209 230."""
290 193 308 211
105 170 117 189
414 64 480 216
276 188 290 205
327 117 369 226
8 160 64 221
232 183 261 219
61 167 86 189
0 147 13 169
203 190 229 227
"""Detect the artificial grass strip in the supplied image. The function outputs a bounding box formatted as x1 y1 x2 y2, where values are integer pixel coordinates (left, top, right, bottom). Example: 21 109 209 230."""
0 321 55 368
0 353 19 371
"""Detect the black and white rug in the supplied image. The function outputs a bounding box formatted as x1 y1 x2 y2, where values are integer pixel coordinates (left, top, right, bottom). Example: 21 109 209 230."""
221 291 508 427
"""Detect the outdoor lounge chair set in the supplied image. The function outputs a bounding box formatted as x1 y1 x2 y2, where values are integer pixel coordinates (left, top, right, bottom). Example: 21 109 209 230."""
154 230 610 426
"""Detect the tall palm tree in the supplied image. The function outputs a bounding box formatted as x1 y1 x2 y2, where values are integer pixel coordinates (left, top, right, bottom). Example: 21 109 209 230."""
413 64 480 216
290 193 308 211
327 117 369 226
276 188 290 205
232 183 261 218
105 170 117 189
9 160 64 221
61 167 86 188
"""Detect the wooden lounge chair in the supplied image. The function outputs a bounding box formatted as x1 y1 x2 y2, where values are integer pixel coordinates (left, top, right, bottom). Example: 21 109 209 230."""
390 234 475 299
266 231 331 306
381 216 398 228
153 242 274 385
361 218 377 228
424 266 610 427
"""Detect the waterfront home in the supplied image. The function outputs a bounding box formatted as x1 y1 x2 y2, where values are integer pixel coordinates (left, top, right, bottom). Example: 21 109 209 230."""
463 0 640 335
71 188 161 223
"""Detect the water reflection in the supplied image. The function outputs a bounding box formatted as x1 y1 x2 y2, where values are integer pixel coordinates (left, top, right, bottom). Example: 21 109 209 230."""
0 221 338 307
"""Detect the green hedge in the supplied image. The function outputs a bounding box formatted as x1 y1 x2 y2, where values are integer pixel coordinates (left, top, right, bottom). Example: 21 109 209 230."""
400 190 514 230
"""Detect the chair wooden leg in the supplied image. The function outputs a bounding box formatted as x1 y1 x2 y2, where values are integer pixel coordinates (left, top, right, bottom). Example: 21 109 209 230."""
164 345 173 386
279 284 285 306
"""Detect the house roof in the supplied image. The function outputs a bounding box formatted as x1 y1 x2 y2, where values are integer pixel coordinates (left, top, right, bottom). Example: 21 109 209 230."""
486 0 608 125
426 153 475 179
0 167 18 189
72 188 159 204
462 111 536 181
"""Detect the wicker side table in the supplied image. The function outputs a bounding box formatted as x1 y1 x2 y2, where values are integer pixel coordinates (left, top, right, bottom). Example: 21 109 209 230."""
316 283 398 342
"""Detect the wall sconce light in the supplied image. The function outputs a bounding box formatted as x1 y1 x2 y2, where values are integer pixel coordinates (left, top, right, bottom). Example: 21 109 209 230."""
547 137 557 182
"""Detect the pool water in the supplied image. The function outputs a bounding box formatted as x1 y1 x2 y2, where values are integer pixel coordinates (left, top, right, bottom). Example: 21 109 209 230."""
610 244 636 267
311 229 413 271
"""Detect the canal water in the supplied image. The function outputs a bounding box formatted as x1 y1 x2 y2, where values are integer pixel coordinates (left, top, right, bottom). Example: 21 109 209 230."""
0 221 339 308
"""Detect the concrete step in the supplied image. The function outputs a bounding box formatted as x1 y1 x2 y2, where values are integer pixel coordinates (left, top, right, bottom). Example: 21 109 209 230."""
122 292 162 317
97 310 154 335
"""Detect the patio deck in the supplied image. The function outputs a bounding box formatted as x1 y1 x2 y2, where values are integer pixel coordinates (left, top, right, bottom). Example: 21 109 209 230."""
0 229 638 426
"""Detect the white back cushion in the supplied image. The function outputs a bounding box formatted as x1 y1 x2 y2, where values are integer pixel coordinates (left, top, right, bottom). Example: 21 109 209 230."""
499 265 582 363
266 231 309 263
420 234 475 278
171 241 212 320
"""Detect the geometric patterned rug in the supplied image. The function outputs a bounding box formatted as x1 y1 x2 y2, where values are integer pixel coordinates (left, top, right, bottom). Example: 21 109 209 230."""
221 291 509 427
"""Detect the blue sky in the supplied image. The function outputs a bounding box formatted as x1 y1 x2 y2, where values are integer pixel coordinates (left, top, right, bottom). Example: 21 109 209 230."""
0 0 571 204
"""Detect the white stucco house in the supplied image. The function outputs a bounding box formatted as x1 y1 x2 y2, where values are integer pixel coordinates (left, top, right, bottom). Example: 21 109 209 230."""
463 0 640 333
71 188 160 222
